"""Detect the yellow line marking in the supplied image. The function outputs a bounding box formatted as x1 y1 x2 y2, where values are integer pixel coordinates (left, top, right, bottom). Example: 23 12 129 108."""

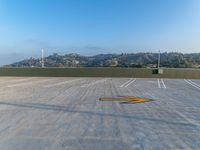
99 96 154 104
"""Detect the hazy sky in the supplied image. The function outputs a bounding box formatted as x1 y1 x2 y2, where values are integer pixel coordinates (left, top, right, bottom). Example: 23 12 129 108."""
0 0 200 65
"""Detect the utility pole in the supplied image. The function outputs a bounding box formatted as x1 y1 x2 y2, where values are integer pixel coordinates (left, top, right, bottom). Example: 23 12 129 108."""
41 49 44 68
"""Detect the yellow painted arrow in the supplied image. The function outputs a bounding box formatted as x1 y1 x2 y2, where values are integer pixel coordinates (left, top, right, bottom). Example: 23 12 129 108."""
99 96 154 104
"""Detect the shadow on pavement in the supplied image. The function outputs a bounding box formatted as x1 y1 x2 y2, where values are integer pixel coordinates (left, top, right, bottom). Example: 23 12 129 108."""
0 101 197 128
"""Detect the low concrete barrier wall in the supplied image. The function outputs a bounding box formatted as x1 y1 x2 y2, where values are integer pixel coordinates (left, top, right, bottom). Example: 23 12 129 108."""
0 68 199 79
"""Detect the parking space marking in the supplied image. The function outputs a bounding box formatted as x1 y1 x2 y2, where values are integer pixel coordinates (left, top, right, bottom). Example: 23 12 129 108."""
81 79 107 87
184 79 200 90
44 78 83 88
157 79 161 88
176 111 200 126
120 78 136 87
0 77 34 84
119 79 132 87
124 78 136 87
7 79 55 88
158 79 166 89
161 79 166 88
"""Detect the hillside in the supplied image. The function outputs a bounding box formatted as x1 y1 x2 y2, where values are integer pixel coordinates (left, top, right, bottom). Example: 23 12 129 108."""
4 52 200 68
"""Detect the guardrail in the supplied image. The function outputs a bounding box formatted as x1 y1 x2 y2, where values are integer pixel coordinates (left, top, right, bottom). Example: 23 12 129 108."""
0 68 200 79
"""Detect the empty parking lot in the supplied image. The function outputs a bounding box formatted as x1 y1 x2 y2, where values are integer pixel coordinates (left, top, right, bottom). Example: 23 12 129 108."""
0 77 200 150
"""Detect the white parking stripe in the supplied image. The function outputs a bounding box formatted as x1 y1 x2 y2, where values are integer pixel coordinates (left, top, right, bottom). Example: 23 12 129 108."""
161 79 166 89
188 80 200 88
157 79 161 88
184 79 200 90
7 79 55 88
157 79 166 89
119 78 132 87
124 78 136 87
44 78 83 88
81 79 107 87
0 78 34 84
176 111 200 127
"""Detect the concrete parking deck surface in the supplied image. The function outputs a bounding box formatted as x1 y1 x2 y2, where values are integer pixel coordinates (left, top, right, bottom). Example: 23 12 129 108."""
0 77 199 150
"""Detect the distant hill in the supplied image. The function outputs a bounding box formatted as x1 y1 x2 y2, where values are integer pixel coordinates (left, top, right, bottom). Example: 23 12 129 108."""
4 52 200 68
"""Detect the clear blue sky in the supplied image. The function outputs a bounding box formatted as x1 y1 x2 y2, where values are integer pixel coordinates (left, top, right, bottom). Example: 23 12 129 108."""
0 0 200 65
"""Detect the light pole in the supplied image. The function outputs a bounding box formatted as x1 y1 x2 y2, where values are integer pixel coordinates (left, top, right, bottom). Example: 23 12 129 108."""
158 50 161 69
41 49 44 68
157 50 163 74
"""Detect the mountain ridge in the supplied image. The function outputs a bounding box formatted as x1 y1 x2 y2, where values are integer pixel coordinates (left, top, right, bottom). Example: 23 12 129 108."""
4 52 200 68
